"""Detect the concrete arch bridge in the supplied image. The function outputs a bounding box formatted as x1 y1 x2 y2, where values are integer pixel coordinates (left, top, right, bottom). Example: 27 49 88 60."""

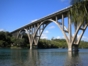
11 6 88 52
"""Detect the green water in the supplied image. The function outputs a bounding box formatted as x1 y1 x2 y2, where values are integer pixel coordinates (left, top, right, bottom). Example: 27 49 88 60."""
0 49 88 66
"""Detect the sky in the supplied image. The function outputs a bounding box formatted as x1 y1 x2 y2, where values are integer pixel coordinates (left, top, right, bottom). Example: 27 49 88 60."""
0 0 88 41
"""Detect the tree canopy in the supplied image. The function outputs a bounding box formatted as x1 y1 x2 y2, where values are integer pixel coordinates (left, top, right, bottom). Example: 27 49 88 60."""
0 31 11 47
0 31 88 49
70 0 88 24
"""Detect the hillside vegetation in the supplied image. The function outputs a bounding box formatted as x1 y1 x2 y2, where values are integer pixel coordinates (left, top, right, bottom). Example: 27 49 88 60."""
0 31 88 49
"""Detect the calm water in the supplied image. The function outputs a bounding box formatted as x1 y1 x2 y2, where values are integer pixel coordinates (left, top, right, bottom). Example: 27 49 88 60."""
0 49 88 66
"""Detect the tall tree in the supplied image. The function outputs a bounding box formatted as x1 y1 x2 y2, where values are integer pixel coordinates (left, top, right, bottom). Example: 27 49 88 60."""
0 31 12 47
70 0 88 24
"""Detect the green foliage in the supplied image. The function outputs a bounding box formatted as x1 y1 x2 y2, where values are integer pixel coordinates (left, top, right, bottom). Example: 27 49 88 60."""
13 38 25 47
0 31 28 48
38 39 67 49
11 34 29 48
79 41 88 49
0 40 5 47
38 39 88 49
0 31 88 49
70 0 88 23
0 31 11 47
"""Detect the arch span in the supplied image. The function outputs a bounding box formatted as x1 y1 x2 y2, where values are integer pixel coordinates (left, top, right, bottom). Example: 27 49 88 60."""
32 15 88 51
12 14 88 52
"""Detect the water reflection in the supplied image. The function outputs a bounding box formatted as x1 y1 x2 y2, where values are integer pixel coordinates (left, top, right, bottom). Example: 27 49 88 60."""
11 49 26 66
11 49 39 66
26 50 39 66
0 49 88 66
11 49 66 66
64 51 83 66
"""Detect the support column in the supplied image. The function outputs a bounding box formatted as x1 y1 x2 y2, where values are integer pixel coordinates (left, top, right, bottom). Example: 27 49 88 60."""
68 44 79 52
74 22 79 52
34 45 38 49
68 14 73 52
30 42 32 50
68 43 73 52
24 28 33 50
62 14 64 30
74 22 77 44
73 44 79 52
34 37 38 49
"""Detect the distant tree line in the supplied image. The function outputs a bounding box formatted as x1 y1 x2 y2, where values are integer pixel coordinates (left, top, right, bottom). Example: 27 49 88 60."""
38 39 67 49
0 31 11 47
38 39 88 49
0 31 88 49
0 31 29 48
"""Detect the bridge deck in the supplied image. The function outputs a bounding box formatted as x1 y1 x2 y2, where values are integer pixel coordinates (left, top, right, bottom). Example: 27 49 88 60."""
11 6 71 34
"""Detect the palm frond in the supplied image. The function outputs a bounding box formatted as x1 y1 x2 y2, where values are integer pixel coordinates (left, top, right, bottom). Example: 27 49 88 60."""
70 0 88 24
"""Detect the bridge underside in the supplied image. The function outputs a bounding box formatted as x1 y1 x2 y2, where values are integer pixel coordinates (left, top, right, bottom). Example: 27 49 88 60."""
11 7 88 52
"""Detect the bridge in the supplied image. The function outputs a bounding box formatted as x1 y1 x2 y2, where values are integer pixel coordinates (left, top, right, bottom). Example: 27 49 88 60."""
11 6 88 52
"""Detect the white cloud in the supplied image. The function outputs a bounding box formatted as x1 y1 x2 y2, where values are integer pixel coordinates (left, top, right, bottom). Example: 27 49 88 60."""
72 34 88 41
57 36 65 39
64 26 68 31
41 30 49 39
48 26 55 29
44 30 49 34
82 36 88 41
56 36 61 39
31 19 38 23
53 36 65 39
41 34 48 39
0 29 5 31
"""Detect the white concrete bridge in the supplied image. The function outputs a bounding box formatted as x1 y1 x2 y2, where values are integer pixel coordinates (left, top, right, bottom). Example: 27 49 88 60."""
11 6 88 52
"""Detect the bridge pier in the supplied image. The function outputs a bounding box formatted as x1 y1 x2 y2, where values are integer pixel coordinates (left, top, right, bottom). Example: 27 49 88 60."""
73 44 79 52
68 44 79 52
68 44 72 52
33 45 38 49
30 43 32 50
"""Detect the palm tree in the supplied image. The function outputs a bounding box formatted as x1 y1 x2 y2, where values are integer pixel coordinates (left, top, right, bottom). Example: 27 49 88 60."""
70 0 88 24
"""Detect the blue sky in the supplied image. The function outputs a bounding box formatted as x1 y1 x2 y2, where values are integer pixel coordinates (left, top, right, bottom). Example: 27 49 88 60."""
0 0 88 41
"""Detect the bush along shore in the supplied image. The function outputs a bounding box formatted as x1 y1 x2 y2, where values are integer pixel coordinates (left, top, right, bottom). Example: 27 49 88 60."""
0 31 88 49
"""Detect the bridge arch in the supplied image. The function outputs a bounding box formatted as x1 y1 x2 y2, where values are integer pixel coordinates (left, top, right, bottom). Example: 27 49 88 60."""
16 15 87 51
31 19 69 50
17 30 26 39
32 16 88 51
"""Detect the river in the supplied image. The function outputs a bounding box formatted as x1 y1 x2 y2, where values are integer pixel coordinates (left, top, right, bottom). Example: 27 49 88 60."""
0 48 88 66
